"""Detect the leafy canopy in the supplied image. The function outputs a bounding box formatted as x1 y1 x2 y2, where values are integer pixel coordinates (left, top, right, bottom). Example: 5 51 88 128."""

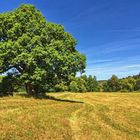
0 4 86 94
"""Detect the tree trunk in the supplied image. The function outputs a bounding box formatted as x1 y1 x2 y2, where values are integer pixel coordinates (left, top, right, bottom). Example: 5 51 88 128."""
25 83 36 96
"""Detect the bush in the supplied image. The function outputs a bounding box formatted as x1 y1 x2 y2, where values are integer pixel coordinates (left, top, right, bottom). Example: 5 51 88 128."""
0 75 16 96
69 78 87 93
77 78 87 92
69 81 79 92
135 79 140 91
54 83 68 92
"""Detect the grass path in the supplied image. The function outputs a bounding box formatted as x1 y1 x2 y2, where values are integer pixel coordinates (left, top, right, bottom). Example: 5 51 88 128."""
69 104 85 140
0 92 140 140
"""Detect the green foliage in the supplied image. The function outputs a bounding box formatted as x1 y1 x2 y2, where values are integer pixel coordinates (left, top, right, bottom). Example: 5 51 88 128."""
0 4 139 94
69 81 79 92
120 77 136 92
87 75 98 92
69 75 98 93
0 76 3 83
0 74 17 96
77 77 87 92
101 75 138 92
69 77 86 92
98 81 106 92
133 73 140 80
135 79 140 91
0 4 86 95
102 81 108 92
54 82 68 92
106 75 120 92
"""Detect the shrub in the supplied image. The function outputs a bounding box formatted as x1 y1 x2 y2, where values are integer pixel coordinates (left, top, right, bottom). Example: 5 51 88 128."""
0 75 16 96
54 83 68 92
69 81 79 92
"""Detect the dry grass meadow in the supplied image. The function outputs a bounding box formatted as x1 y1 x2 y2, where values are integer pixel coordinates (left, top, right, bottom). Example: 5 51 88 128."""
0 92 140 140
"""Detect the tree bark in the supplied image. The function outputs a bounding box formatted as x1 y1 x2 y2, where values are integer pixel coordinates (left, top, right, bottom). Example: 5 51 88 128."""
25 83 36 96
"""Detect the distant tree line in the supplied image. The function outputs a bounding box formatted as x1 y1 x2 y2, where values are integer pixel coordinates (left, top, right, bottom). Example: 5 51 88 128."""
99 73 140 92
0 73 140 96
54 73 140 93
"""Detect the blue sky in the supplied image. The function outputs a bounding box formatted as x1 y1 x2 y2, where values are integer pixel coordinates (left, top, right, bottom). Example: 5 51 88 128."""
0 0 140 80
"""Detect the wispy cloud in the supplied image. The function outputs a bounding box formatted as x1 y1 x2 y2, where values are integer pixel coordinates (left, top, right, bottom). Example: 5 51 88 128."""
104 28 140 33
85 64 140 80
103 39 140 54
87 58 121 66
85 55 140 80
83 37 140 56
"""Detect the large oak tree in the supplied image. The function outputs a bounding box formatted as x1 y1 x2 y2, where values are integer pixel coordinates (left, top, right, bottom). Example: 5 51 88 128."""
0 4 86 95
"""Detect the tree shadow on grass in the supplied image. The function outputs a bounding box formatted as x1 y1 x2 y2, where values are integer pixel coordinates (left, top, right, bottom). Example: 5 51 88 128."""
18 93 84 104
40 95 84 103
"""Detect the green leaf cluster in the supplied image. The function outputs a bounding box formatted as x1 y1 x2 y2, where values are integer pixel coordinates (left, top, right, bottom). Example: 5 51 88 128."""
0 4 86 95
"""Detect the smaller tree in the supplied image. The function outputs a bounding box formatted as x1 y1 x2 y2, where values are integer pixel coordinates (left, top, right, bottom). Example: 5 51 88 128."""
120 77 136 92
106 75 120 92
69 81 79 92
0 74 17 96
120 79 131 92
54 82 68 92
135 79 140 91
77 78 87 92
127 77 136 91
87 75 98 92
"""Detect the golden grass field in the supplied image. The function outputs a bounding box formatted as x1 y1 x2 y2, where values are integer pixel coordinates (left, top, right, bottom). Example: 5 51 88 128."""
0 92 140 140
